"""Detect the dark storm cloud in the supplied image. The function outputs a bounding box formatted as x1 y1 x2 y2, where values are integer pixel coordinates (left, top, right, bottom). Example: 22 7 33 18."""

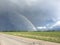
0 0 37 31
8 0 59 26
0 0 60 31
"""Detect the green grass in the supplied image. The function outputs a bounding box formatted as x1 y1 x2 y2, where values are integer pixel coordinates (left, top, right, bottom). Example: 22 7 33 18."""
3 32 60 43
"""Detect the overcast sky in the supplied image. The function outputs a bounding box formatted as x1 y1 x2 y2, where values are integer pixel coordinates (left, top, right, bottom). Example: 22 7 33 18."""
0 0 60 31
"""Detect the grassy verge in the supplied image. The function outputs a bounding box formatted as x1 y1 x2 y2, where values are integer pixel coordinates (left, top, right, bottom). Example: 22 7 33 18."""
3 32 60 43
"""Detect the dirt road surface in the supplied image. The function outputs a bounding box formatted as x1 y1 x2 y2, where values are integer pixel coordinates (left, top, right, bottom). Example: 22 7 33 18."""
0 33 60 45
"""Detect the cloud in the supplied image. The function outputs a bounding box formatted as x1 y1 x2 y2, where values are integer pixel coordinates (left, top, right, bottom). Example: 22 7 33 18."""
37 21 60 30
5 0 60 26
0 0 60 31
37 26 47 30
50 21 60 29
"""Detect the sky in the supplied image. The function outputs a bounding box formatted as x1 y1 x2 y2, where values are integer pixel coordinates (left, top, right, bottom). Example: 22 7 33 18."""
0 0 60 31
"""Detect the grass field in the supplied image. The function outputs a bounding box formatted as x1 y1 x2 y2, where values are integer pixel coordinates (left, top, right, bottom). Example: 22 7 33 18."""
3 32 60 43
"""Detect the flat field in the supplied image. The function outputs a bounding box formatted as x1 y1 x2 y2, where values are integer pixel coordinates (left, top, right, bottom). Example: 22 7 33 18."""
3 32 60 43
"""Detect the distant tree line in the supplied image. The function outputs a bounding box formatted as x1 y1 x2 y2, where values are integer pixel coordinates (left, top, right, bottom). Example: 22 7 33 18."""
0 30 60 32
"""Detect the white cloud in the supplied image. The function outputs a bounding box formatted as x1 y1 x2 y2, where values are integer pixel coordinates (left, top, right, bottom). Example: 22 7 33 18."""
37 26 47 30
50 21 60 28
